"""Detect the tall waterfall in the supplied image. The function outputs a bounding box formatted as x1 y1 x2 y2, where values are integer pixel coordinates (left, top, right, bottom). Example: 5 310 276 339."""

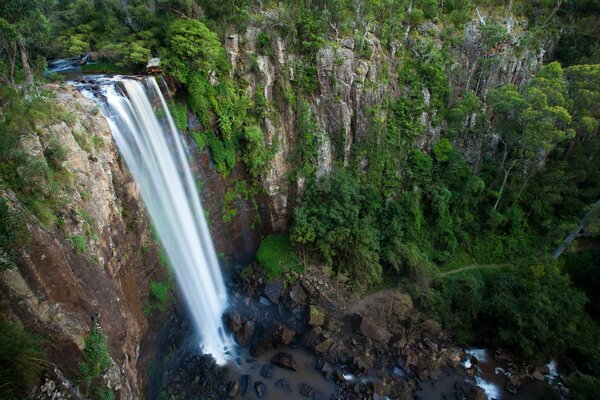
97 76 232 364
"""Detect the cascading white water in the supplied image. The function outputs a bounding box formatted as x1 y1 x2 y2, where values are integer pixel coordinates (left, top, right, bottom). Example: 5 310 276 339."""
96 76 232 364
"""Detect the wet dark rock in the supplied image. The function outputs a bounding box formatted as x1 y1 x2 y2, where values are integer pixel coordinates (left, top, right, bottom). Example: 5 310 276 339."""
302 326 323 347
240 375 251 397
227 381 239 398
259 296 272 306
224 310 243 333
162 352 228 400
281 327 295 344
235 320 255 347
354 314 391 344
333 370 346 385
290 284 306 304
260 364 275 379
470 355 479 366
275 378 293 394
466 366 478 377
298 383 315 397
321 362 333 379
271 352 298 371
533 370 545 381
506 375 519 394
468 385 488 400
255 381 266 398
264 281 283 303
315 338 334 353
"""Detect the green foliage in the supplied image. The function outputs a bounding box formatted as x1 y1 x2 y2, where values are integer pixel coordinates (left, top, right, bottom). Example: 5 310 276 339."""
79 327 113 400
567 374 600 400
240 125 274 178
427 263 589 357
433 138 452 162
149 280 170 312
81 62 128 74
256 233 303 278
0 198 27 270
163 19 228 83
0 318 47 399
292 100 322 179
292 170 382 290
0 87 71 227
204 130 236 175
480 23 510 50
68 234 88 254
170 101 188 132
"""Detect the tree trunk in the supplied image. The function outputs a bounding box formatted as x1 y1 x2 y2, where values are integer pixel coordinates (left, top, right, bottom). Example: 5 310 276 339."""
493 163 512 210
493 140 512 211
554 199 600 258
17 37 34 86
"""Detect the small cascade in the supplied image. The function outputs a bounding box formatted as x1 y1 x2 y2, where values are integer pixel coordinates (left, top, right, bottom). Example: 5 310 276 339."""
89 76 233 364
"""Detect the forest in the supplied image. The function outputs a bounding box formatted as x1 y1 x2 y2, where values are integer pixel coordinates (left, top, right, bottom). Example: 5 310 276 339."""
1 0 600 399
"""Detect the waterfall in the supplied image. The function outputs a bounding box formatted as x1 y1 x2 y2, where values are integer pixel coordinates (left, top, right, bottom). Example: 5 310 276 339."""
94 76 232 364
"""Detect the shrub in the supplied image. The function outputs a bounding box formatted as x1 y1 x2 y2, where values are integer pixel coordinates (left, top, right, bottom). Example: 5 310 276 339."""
79 327 113 399
0 318 47 399
256 233 303 278
0 197 27 270
68 234 88 254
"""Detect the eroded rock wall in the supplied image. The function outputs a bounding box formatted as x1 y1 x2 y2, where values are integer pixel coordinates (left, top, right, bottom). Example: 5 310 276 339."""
0 85 161 399
224 12 549 231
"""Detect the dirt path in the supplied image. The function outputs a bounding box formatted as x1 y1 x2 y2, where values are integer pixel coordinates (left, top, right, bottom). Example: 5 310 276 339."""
439 263 509 277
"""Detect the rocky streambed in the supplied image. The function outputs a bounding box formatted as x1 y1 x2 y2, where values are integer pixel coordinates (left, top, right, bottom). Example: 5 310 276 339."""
156 264 571 400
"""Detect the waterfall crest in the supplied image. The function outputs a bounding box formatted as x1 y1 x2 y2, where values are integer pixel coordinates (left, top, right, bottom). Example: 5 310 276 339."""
96 76 232 364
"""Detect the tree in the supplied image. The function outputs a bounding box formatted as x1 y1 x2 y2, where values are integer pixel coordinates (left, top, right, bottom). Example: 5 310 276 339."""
0 0 51 86
488 62 574 210
163 18 229 83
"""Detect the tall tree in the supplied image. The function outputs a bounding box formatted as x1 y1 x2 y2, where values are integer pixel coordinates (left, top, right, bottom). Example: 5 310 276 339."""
488 62 573 210
0 0 52 86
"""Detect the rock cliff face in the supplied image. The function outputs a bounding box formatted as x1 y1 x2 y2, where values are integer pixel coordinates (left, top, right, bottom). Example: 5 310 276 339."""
0 85 161 399
224 13 549 231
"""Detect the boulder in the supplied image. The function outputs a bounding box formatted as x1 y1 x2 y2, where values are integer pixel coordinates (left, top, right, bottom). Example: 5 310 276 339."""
299 383 315 398
321 362 333 379
260 364 275 379
289 284 306 304
281 327 295 344
240 375 251 397
275 378 292 394
341 38 355 49
264 281 283 303
315 338 334 353
146 57 161 74
227 381 239 398
255 381 266 398
235 321 255 347
309 305 326 326
468 386 488 400
223 310 242 333
470 354 479 366
271 352 298 371
354 314 391 344
533 370 545 381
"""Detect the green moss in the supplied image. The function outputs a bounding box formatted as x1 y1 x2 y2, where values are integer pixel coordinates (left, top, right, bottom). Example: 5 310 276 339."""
256 233 304 278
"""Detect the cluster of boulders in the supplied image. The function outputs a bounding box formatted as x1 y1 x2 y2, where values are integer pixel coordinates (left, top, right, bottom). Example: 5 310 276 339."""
220 267 468 399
